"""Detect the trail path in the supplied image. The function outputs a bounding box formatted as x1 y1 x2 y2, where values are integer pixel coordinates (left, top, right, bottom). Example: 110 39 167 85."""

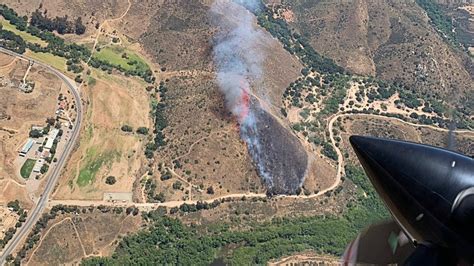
87 0 132 64
50 92 474 211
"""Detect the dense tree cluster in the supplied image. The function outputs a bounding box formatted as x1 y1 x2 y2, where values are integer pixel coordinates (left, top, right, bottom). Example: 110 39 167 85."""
254 6 344 74
30 10 86 35
416 0 459 48
0 4 27 30
88 56 154 83
145 83 168 158
81 168 388 265
0 4 91 60
28 129 43 138
0 201 27 250
1 4 155 84
0 24 26 54
322 142 338 161
144 179 165 203
321 74 351 115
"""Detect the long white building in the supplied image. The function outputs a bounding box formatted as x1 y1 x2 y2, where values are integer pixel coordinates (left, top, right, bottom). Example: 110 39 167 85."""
19 138 34 156
44 129 59 150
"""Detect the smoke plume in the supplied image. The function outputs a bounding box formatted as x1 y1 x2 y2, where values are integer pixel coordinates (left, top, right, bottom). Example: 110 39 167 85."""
211 0 273 186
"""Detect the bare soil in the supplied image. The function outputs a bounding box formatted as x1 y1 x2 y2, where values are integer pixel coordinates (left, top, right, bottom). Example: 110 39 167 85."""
286 0 473 101
0 54 62 205
55 71 151 200
26 210 142 265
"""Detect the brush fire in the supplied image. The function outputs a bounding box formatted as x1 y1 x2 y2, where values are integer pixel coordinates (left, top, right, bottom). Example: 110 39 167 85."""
212 0 308 195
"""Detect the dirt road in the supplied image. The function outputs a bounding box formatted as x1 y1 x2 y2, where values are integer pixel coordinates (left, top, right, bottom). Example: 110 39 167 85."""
0 48 83 265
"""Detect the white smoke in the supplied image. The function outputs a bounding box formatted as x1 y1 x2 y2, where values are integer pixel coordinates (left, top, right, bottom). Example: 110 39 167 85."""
211 0 274 186
212 0 264 121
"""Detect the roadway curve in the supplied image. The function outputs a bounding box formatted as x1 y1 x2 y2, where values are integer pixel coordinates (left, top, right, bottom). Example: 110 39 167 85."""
0 47 83 264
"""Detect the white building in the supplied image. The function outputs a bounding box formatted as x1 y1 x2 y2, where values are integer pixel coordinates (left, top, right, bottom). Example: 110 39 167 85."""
19 138 34 157
31 125 43 131
32 159 44 173
44 129 59 150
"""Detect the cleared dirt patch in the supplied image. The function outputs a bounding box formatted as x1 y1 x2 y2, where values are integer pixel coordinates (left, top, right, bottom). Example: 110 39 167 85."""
28 218 84 265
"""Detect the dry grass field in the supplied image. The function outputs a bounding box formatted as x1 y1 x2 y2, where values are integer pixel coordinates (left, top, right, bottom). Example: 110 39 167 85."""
0 206 18 239
26 210 142 265
0 54 62 206
54 70 151 200
338 115 474 166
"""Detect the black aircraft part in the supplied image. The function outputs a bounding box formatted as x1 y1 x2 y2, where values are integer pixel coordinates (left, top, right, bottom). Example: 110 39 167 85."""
349 136 474 262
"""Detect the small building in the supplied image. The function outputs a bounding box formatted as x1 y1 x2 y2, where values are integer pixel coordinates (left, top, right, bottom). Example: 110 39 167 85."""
58 101 67 110
103 192 133 203
18 81 34 93
19 138 34 157
31 125 43 131
44 129 59 150
41 150 50 159
32 159 44 173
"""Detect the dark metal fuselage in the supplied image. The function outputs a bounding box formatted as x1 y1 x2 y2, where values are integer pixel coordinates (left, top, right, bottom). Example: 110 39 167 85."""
350 136 474 260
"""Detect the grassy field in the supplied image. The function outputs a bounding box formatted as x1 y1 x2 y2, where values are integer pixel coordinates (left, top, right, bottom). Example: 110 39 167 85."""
77 146 117 187
20 159 36 179
25 51 67 72
93 46 149 73
0 18 47 47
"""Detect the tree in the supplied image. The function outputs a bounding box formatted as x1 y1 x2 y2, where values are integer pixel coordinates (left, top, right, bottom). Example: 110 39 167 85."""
7 200 20 212
160 171 172 181
46 117 56 126
74 17 86 35
29 129 43 138
5 254 14 262
207 186 215 195
105 176 116 185
40 164 49 174
136 127 149 135
74 75 83 83
172 181 182 190
121 125 133 132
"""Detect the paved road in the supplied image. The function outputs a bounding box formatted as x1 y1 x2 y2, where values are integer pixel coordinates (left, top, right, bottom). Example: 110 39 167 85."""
0 48 83 264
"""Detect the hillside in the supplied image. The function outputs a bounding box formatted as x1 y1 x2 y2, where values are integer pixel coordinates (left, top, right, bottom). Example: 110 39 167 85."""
281 0 473 108
0 0 473 265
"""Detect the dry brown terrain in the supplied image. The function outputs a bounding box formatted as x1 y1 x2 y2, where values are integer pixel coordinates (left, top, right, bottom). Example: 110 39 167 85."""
55 70 151 200
0 54 62 206
269 252 340 266
338 115 474 166
0 0 472 264
26 210 142 265
1 0 129 43
132 0 324 200
0 206 18 239
283 0 473 103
